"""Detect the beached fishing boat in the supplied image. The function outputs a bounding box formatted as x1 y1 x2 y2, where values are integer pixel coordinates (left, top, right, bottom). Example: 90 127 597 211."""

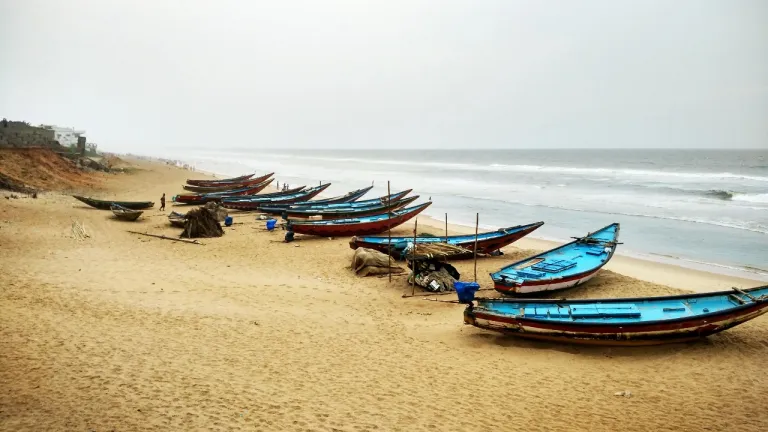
222 183 331 210
460 284 768 346
349 221 544 258
266 189 413 210
110 204 144 221
281 185 373 206
182 173 274 193
286 202 431 237
168 211 186 227
186 173 256 186
73 195 154 210
173 178 274 205
263 195 419 219
490 223 620 295
222 185 306 202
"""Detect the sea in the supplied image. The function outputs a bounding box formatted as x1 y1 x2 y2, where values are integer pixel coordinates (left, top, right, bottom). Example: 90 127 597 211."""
164 148 768 280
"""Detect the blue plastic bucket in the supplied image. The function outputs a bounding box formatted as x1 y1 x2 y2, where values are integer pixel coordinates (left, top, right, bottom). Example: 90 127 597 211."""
224 216 233 226
454 281 480 304
266 219 277 230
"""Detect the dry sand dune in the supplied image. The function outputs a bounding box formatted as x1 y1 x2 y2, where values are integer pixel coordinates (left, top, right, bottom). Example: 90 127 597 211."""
1 159 767 431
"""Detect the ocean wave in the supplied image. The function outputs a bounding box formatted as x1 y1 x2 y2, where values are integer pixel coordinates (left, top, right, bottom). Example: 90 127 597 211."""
732 192 768 204
193 151 768 182
488 164 768 182
703 189 734 200
452 194 768 235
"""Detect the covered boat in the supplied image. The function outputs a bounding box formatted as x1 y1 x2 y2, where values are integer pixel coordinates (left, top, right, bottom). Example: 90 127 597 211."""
286 202 431 237
173 178 274 205
490 223 620 295
168 211 186 227
182 173 274 193
73 195 154 210
349 221 544 258
186 173 256 186
110 204 144 221
222 183 331 210
461 285 768 346
262 195 419 220
266 189 412 210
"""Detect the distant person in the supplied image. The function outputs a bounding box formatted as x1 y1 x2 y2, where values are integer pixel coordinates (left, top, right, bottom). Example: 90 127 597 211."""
276 180 279 190
160 193 166 211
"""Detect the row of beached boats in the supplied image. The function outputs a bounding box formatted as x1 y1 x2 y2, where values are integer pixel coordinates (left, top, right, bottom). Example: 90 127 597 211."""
74 172 768 346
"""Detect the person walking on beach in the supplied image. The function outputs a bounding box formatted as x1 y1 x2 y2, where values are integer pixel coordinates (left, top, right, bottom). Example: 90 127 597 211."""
160 193 166 211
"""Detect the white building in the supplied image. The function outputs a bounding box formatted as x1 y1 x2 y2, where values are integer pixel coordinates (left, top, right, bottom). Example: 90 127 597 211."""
42 125 86 147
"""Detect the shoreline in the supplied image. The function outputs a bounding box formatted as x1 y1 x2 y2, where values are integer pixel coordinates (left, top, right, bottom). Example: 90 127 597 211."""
172 160 767 287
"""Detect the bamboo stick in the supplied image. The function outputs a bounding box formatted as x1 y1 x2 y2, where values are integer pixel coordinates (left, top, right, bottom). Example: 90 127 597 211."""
388 180 392 283
473 213 479 282
128 231 202 245
445 213 448 242
412 218 417 296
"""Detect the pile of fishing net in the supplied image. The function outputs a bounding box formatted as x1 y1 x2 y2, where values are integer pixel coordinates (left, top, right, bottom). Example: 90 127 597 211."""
351 247 405 277
181 207 224 238
401 242 486 261
204 201 228 222
407 260 461 293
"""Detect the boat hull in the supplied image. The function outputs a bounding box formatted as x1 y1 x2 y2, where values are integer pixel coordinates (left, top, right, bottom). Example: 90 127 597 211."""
288 203 430 237
350 222 543 258
494 267 601 294
174 179 273 205
186 173 256 186
222 184 331 210
465 301 768 346
182 173 274 192
263 196 418 219
74 196 154 210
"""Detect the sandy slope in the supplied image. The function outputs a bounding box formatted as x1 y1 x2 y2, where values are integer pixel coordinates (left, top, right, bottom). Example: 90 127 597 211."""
1 159 766 431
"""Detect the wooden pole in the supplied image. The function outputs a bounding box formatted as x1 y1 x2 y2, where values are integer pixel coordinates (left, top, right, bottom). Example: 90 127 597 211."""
445 213 448 242
128 231 202 245
387 180 392 283
473 213 479 282
412 218 417 296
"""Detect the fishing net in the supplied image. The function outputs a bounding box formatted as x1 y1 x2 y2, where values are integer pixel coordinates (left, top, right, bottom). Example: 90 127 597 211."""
402 242 484 261
181 207 224 238
351 247 404 277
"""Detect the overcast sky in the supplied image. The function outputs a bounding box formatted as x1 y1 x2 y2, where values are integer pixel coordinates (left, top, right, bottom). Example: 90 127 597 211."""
1 0 766 152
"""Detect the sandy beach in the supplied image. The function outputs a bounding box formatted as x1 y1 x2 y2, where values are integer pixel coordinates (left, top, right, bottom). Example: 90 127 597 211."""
2 158 767 431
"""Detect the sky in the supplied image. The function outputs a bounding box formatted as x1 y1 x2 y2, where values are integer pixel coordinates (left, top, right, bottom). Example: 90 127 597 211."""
0 0 766 152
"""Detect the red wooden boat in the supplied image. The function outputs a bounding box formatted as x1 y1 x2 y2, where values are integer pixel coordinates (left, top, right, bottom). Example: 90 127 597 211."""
182 173 274 193
173 178 274 205
186 172 273 187
221 183 332 210
286 202 431 237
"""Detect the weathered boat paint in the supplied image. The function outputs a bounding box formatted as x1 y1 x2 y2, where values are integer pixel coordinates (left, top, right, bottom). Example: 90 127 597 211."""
491 223 620 295
463 285 768 346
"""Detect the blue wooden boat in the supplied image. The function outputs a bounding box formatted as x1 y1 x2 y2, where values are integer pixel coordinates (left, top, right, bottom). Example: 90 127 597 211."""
287 202 431 236
281 185 373 206
349 221 544 259
261 195 419 219
491 223 620 295
459 284 768 346
222 184 331 210
268 189 412 210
